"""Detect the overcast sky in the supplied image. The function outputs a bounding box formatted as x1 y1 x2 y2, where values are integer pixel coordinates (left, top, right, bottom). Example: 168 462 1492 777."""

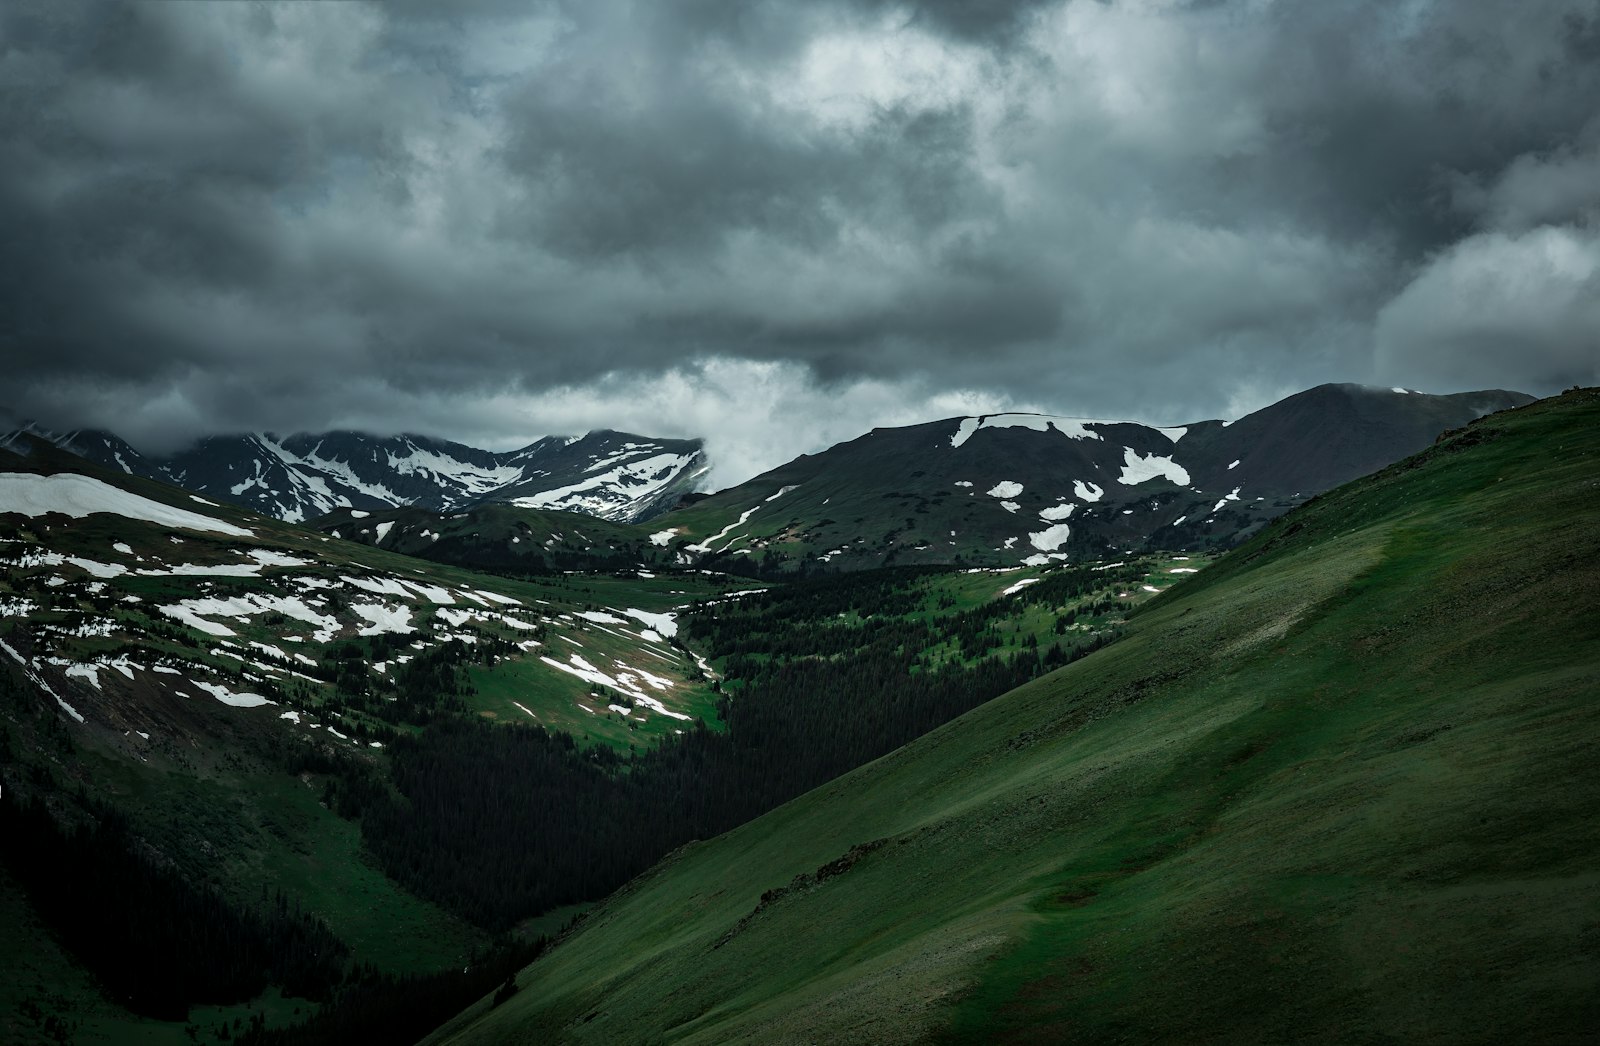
4 0 1598 487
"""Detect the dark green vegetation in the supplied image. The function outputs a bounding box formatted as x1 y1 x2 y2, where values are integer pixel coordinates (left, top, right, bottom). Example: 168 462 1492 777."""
2 434 1191 1043
426 388 1600 1044
1 787 346 1021
306 559 1169 933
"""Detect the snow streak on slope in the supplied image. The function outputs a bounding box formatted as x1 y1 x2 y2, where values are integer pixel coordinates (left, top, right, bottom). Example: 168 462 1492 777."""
511 452 700 520
386 439 526 494
950 414 1118 448
687 507 761 554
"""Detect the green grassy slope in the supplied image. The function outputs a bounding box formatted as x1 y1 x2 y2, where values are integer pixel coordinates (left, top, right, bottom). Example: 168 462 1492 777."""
425 388 1600 1044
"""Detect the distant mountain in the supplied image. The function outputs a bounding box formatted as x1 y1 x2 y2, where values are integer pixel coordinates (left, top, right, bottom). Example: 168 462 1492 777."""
0 425 708 525
655 384 1534 572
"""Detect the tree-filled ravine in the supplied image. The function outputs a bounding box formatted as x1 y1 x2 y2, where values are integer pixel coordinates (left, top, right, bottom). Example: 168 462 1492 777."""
337 562 1142 932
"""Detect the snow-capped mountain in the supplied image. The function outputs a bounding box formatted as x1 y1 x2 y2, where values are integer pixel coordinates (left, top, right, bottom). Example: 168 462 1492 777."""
0 426 708 525
656 384 1534 572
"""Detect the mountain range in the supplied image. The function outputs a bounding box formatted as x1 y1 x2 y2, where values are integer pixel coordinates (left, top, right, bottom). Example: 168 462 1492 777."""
308 383 1531 576
0 426 708 525
655 383 1532 571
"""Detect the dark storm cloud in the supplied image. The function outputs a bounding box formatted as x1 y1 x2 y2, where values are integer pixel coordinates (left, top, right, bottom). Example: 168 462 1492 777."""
3 0 1597 478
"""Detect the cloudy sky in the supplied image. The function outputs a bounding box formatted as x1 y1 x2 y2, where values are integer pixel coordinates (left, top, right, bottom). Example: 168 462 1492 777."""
4 0 1598 486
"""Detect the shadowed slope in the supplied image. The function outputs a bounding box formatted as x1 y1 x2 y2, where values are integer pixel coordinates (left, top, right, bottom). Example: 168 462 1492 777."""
427 388 1600 1045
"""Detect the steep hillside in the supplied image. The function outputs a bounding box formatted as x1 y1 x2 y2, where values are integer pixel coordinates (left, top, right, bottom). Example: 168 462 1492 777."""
0 426 708 525
427 387 1599 1045
654 384 1531 573
0 438 746 1041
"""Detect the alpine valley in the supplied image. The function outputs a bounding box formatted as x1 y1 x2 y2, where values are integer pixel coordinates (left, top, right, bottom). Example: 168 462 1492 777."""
2 384 1594 1046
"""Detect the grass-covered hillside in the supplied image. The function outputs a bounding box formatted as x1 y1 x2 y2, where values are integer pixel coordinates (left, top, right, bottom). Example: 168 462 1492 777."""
426 387 1600 1044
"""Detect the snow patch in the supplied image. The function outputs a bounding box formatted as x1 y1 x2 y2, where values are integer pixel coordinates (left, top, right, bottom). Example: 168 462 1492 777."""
1028 523 1072 551
0 472 252 536
194 681 274 708
950 414 1118 449
1115 449 1191 487
1211 487 1242 513
473 589 520 606
352 607 412 639
623 608 678 637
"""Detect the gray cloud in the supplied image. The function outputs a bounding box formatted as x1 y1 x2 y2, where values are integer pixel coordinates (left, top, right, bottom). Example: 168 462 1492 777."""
3 0 1598 483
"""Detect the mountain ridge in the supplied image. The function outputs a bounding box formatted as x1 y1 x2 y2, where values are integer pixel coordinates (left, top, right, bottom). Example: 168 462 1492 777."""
650 382 1533 572
0 424 709 525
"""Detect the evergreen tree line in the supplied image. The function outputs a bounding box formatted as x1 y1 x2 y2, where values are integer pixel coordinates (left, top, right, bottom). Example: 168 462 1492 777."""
414 532 656 577
688 561 1139 669
0 793 348 1021
234 938 547 1046
341 608 1116 930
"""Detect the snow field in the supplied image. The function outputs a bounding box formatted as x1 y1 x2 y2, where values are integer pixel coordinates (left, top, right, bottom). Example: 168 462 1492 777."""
0 472 254 537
